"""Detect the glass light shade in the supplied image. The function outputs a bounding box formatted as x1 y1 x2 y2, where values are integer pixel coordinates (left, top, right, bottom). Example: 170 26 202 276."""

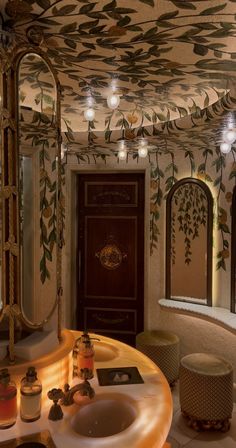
84 108 95 121
107 94 120 110
220 142 231 154
118 149 127 160
224 129 236 144
138 146 148 158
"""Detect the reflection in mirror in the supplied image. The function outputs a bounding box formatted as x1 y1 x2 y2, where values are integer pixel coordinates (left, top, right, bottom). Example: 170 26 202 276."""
166 178 213 305
18 53 58 326
231 186 236 313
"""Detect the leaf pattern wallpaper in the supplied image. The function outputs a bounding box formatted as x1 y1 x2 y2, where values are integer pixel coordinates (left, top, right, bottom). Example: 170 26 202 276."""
1 0 236 290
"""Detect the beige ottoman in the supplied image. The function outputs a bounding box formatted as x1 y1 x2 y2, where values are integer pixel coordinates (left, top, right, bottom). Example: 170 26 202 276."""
180 353 233 432
136 330 180 385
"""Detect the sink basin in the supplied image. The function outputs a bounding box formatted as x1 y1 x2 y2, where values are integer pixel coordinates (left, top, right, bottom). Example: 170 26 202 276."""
71 393 136 438
94 341 119 362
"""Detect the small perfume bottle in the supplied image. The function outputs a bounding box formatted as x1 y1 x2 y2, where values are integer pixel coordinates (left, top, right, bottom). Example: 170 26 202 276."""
0 368 17 429
77 332 94 379
20 367 42 422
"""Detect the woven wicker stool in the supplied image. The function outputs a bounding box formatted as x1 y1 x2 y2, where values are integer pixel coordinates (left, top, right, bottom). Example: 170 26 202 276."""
136 330 180 386
180 353 233 432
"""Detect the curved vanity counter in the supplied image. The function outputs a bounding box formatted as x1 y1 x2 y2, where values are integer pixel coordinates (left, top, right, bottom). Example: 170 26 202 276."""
0 331 173 448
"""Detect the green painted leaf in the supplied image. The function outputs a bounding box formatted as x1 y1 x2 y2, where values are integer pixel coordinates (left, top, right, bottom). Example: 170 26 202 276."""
79 3 96 13
158 10 179 21
60 22 77 34
170 1 196 10
194 44 208 56
64 39 76 49
118 15 131 26
138 0 154 6
56 4 76 15
103 0 117 11
115 8 136 13
36 0 50 9
200 3 227 15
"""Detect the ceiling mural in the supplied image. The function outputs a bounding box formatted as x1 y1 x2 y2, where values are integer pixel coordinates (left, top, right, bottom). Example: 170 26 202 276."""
1 0 236 277
2 0 236 142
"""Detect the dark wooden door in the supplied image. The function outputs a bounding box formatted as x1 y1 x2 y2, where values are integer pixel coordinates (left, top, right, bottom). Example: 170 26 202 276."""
77 173 144 346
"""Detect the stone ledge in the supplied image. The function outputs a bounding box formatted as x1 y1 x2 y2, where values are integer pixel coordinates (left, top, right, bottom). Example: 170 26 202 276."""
159 299 236 335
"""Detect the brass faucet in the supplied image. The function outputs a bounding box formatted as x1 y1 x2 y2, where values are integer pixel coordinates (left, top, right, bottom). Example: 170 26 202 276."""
61 380 95 406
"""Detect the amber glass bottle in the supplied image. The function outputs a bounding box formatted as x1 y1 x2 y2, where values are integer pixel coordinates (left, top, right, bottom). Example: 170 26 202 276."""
0 368 17 429
77 332 94 379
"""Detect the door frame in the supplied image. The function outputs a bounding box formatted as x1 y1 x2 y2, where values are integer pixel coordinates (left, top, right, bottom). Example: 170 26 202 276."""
62 163 151 332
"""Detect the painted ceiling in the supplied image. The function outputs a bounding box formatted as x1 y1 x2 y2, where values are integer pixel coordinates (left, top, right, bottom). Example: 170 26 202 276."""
2 0 236 146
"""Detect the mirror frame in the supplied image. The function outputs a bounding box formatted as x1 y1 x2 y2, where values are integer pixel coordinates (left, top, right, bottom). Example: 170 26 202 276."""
166 177 213 306
231 185 236 313
1 46 63 362
16 50 61 329
0 68 4 324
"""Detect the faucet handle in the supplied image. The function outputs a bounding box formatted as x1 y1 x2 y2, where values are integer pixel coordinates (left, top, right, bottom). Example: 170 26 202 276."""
47 388 64 420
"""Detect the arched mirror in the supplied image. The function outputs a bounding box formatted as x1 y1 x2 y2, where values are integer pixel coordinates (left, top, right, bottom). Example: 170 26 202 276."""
166 178 213 305
231 185 236 313
17 52 60 327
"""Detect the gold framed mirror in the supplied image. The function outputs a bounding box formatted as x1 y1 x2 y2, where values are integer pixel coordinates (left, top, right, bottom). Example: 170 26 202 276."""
0 47 62 363
166 177 213 305
17 52 60 328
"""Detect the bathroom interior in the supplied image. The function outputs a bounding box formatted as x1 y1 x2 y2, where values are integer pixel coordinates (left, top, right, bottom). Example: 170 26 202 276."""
1 0 236 447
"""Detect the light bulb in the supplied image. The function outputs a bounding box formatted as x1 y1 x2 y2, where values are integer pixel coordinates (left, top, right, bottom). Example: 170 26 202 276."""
84 108 95 121
220 142 231 154
224 129 236 144
118 149 127 160
107 94 120 110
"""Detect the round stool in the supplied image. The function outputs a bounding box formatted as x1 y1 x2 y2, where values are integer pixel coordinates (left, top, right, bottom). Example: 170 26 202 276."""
136 330 180 385
180 353 233 432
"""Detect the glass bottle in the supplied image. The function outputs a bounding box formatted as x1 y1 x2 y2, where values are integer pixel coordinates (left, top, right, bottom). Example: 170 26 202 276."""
0 368 17 429
20 367 42 422
77 332 94 379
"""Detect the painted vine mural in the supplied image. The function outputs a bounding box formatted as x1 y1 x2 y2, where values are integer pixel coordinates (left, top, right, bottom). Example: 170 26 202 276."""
3 0 236 138
171 183 207 266
2 0 236 285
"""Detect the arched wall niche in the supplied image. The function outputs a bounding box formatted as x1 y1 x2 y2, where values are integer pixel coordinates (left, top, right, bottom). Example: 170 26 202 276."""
165 177 213 306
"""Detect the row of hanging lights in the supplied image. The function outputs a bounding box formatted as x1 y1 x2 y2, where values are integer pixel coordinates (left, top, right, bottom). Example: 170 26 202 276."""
220 125 236 154
118 139 148 160
84 93 120 121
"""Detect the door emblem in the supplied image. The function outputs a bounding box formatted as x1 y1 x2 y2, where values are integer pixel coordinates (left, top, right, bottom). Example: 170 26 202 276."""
95 237 127 270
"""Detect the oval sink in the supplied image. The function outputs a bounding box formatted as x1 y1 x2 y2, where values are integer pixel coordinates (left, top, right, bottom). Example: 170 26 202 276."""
71 394 136 438
94 341 119 362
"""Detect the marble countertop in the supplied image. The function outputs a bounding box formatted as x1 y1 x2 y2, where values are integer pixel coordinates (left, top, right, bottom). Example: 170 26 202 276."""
1 331 173 448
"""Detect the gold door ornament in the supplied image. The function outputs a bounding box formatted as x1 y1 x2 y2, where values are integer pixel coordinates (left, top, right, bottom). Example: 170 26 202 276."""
95 238 127 271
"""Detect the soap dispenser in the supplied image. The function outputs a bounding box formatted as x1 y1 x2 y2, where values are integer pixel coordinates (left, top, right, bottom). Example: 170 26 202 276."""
77 332 94 379
0 368 17 429
20 367 42 422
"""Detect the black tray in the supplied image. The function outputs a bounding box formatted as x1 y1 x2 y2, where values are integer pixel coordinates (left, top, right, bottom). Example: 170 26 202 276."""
96 366 144 386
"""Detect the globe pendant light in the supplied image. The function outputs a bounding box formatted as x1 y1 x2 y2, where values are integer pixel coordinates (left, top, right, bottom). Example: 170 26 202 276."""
224 129 236 144
138 139 148 158
220 142 231 154
84 108 95 121
107 94 120 110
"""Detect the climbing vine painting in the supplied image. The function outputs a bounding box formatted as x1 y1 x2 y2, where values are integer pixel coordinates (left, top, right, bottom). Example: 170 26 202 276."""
171 183 207 266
